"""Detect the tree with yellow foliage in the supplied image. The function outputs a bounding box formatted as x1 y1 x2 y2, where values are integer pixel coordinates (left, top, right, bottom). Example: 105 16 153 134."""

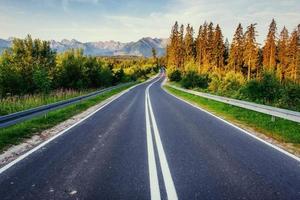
277 27 289 82
228 23 244 72
212 24 225 71
243 24 259 80
287 29 300 83
263 19 277 71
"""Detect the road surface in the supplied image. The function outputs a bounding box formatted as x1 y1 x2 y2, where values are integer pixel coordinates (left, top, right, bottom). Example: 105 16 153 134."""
0 74 299 200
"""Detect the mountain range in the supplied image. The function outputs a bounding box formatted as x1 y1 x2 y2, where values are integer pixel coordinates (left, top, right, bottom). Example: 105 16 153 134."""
0 37 167 57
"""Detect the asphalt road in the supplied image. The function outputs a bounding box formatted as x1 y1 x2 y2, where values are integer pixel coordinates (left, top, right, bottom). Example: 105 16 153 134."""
0 74 299 200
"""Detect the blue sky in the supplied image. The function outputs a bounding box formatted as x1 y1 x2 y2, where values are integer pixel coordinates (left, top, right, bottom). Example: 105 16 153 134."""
0 0 299 43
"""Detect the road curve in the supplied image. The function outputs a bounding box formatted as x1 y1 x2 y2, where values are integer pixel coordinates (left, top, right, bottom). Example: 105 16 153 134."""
0 74 299 200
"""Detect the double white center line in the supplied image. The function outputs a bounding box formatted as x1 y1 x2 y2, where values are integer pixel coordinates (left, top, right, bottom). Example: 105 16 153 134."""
145 78 178 200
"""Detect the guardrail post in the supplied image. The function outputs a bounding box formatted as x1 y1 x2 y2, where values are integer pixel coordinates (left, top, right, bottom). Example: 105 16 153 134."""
271 115 275 122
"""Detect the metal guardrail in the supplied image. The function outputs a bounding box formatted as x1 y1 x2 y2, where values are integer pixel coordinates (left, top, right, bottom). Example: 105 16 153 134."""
0 82 133 128
167 84 300 123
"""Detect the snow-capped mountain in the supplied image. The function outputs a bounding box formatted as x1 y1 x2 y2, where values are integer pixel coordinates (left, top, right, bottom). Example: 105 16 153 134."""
0 37 167 57
115 37 167 57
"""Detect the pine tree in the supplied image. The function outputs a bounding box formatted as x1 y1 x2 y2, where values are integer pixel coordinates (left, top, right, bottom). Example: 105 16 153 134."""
212 24 225 71
184 24 195 64
228 23 244 72
262 19 277 71
195 25 203 66
287 29 300 82
206 22 214 71
178 24 185 68
243 24 259 80
198 22 209 72
297 24 300 83
277 27 289 82
167 22 180 69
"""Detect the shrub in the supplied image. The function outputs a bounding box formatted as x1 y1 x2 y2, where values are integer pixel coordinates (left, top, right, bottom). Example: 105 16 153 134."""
168 69 182 82
181 71 209 89
239 79 262 102
196 74 210 89
99 67 114 86
113 68 127 84
240 72 282 104
208 72 222 93
279 82 300 111
259 72 282 103
220 71 245 96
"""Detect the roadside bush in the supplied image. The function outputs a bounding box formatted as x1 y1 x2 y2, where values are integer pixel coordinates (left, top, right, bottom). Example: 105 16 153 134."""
239 79 262 102
113 68 128 84
99 67 114 87
208 72 222 93
168 69 182 82
240 72 282 104
181 71 209 89
260 72 282 103
279 82 300 111
219 71 245 97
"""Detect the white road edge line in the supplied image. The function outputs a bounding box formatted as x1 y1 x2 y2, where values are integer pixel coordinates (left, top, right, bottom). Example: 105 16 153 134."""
0 76 158 175
147 78 178 200
145 83 161 200
162 79 300 163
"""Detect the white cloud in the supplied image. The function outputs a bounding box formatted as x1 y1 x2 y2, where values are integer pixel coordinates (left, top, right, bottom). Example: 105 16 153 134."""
1 0 299 42
104 0 300 43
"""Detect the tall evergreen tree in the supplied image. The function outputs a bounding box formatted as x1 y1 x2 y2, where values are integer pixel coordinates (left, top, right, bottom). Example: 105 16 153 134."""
184 24 195 63
195 25 203 66
243 24 259 80
277 27 289 82
262 19 277 71
287 29 300 82
196 22 209 72
297 24 300 83
212 24 225 70
206 22 214 71
167 22 180 68
201 22 209 68
228 23 244 72
179 24 185 68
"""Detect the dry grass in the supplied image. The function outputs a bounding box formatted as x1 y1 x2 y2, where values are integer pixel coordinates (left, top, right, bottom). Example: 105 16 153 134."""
0 89 95 115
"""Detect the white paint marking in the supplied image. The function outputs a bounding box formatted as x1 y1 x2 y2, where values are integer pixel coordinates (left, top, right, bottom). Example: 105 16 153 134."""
145 85 161 200
0 77 157 175
162 82 300 163
146 78 178 200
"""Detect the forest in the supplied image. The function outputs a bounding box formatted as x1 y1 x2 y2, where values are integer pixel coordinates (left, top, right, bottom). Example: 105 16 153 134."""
0 35 159 115
166 20 300 111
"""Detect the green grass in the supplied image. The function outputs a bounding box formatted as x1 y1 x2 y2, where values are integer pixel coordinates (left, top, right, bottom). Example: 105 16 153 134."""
0 88 98 115
165 85 300 144
0 83 136 152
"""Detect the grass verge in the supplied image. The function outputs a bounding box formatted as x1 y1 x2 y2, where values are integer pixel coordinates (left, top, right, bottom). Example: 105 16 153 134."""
0 83 136 152
165 85 300 144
